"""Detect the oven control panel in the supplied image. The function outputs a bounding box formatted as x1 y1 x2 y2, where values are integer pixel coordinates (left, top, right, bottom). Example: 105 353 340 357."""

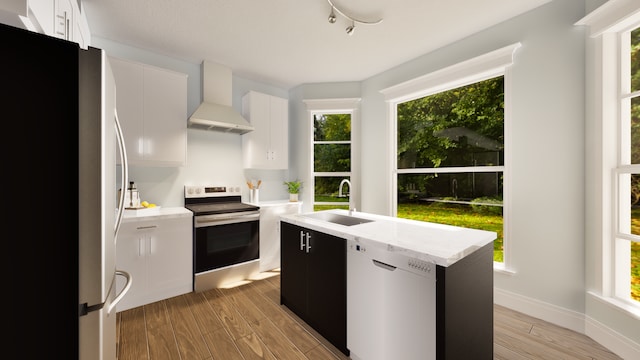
185 185 242 198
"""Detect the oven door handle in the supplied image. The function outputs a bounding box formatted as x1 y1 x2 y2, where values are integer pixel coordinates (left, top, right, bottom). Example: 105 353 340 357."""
195 212 260 227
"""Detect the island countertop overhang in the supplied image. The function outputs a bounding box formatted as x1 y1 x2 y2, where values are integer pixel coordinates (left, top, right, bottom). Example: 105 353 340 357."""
280 209 496 267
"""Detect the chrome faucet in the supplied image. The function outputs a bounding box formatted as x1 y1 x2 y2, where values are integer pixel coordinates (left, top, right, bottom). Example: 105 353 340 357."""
338 179 355 215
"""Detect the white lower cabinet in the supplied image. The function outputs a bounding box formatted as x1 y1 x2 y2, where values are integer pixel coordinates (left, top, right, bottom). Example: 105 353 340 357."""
258 201 302 272
115 213 192 311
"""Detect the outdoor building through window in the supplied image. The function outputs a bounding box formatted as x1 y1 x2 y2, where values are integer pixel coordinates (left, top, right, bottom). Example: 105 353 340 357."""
396 76 505 262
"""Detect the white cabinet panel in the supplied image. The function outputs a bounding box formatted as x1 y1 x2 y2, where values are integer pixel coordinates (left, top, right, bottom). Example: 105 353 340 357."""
142 66 187 165
115 215 192 312
110 56 187 167
259 201 301 272
53 0 72 41
0 0 88 46
242 91 288 169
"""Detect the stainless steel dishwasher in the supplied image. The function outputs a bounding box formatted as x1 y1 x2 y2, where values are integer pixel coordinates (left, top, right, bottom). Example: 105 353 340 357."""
347 239 436 360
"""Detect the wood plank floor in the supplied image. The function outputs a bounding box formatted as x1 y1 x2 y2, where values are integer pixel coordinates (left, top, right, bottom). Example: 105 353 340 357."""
116 271 622 360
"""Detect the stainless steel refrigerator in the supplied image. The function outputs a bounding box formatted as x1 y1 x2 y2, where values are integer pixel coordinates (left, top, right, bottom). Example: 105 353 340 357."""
2 23 131 359
76 33 133 360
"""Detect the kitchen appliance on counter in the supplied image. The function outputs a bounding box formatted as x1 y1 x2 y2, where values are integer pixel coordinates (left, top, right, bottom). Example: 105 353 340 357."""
3 23 132 359
184 185 260 291
118 181 141 209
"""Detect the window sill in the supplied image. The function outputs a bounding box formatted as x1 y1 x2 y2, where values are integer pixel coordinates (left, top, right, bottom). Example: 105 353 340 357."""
493 261 516 275
588 291 640 320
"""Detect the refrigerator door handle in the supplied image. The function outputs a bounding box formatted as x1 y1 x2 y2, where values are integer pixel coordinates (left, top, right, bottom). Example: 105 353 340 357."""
78 270 132 316
114 108 128 240
108 270 132 314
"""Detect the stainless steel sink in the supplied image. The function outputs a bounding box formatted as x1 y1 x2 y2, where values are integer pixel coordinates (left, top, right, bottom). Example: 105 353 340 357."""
302 212 374 226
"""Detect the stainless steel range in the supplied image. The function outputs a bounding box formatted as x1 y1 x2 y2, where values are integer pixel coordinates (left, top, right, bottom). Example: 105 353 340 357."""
184 185 260 291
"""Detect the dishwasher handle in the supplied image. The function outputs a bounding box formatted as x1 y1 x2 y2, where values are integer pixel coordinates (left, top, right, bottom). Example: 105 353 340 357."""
373 259 396 271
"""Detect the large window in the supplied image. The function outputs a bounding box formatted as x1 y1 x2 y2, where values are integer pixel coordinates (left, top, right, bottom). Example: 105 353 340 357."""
304 99 360 211
313 112 351 210
578 0 640 311
382 43 519 267
616 26 640 302
396 77 505 262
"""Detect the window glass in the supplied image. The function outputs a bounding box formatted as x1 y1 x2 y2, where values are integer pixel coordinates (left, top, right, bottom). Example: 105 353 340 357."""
314 144 350 172
397 172 504 261
397 77 504 169
625 27 640 302
633 97 640 164
632 175 640 236
312 112 352 211
313 176 350 209
632 27 640 93
314 114 351 141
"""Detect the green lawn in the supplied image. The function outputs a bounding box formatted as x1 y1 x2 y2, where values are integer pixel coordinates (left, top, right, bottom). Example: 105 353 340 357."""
397 202 504 262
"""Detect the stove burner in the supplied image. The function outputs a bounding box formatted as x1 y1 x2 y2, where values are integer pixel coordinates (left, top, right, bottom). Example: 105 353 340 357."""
185 202 259 216
184 185 259 216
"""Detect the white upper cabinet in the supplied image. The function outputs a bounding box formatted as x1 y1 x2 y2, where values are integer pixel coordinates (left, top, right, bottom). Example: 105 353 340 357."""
242 91 288 169
53 0 73 41
110 56 188 167
0 0 91 48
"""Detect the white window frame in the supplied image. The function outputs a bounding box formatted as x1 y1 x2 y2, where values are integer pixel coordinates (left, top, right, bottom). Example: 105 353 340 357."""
303 98 361 210
380 43 521 272
576 0 640 312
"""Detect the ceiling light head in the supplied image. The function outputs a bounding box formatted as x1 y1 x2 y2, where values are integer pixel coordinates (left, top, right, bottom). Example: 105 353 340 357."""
325 0 382 35
346 22 355 36
328 7 337 23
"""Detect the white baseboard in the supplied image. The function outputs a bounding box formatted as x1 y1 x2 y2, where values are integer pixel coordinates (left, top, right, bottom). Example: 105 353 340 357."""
494 288 585 332
585 315 640 360
494 288 640 360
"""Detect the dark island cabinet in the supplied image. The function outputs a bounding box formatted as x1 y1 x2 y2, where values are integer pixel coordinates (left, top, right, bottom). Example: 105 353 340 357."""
280 221 348 355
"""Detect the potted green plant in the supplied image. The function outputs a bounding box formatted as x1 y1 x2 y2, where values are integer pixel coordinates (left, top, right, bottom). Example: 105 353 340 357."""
284 180 302 202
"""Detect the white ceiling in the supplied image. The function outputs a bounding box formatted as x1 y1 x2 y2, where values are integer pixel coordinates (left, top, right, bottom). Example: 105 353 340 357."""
82 0 551 89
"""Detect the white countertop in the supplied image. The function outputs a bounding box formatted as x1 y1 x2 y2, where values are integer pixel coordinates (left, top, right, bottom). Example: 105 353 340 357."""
280 209 496 267
120 206 193 222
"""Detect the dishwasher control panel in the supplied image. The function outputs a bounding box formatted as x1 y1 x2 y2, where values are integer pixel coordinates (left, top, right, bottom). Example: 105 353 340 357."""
348 241 435 278
408 258 433 274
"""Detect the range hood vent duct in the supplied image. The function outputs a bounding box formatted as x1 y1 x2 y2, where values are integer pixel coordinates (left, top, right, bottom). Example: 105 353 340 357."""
188 61 254 134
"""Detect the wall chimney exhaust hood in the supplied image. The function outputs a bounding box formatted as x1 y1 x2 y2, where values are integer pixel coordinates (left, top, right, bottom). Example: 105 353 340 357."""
188 61 254 134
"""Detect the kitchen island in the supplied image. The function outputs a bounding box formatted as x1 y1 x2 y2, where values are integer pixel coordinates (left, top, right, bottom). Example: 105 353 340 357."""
280 209 496 360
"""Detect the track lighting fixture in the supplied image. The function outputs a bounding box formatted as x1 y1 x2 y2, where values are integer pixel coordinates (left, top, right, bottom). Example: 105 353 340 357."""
326 0 382 35
345 21 355 35
328 7 337 23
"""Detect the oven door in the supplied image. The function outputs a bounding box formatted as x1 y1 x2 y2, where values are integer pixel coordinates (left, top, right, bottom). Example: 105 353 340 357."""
194 211 260 273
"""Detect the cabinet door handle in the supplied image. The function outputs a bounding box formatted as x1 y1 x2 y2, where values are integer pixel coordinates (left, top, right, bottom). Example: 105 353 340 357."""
300 231 305 251
148 237 154 256
137 225 157 230
138 237 145 257
65 14 70 41
306 232 311 253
